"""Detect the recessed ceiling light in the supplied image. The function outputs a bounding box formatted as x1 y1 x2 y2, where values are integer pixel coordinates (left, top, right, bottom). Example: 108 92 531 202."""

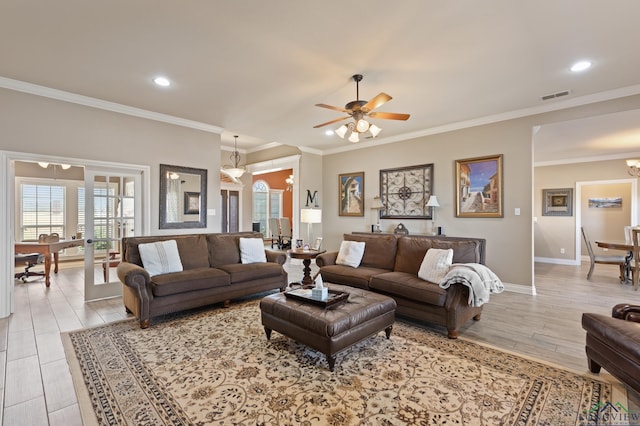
325 130 334 136
570 61 592 72
153 76 171 87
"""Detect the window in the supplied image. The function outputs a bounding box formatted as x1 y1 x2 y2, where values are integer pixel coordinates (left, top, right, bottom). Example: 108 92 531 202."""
20 183 65 240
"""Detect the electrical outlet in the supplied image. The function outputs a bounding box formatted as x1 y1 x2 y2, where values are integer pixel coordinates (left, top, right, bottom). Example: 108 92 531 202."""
560 248 565 254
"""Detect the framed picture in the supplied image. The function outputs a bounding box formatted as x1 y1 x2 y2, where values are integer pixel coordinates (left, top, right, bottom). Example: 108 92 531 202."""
543 188 573 216
455 154 503 218
339 172 364 216
184 192 201 215
380 163 434 219
588 197 622 208
312 237 323 251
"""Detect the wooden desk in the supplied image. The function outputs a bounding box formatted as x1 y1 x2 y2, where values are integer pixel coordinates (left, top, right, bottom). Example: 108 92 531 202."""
15 239 84 287
595 239 633 281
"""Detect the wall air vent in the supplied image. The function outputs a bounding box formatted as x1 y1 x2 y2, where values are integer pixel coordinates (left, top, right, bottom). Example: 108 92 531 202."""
541 90 571 101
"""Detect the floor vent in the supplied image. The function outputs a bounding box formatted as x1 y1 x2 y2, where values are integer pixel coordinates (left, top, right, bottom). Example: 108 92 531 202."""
541 90 570 101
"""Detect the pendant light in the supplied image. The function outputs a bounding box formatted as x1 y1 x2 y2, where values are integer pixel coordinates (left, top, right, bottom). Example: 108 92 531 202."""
222 135 246 178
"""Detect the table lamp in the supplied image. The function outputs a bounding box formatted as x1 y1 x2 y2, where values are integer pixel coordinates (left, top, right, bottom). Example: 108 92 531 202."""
425 195 440 235
371 196 385 232
300 208 322 247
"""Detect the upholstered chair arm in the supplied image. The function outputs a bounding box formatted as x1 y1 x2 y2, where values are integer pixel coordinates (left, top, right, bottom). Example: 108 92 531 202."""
315 251 338 267
117 262 153 327
612 304 640 323
265 250 286 265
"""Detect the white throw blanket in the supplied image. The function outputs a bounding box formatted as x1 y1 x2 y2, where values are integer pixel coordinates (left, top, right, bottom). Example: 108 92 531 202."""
439 263 504 307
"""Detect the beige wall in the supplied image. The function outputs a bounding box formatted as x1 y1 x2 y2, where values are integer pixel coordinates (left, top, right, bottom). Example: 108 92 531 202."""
1 88 222 233
5 85 640 289
534 159 636 261
321 95 640 287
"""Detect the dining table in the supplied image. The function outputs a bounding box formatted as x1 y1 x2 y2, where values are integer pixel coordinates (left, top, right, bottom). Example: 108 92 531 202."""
594 239 634 282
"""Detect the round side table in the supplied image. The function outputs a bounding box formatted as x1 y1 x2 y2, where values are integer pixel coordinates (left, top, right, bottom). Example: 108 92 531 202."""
287 249 326 286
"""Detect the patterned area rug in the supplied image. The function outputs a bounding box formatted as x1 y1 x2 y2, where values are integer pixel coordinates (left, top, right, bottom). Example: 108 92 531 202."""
63 299 617 425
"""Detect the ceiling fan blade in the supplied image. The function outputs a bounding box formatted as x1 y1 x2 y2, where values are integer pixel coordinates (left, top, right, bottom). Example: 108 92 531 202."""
313 116 350 128
362 93 392 112
315 103 348 113
368 111 411 121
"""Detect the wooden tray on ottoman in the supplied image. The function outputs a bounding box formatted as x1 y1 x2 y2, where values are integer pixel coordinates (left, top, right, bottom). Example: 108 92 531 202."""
284 288 348 308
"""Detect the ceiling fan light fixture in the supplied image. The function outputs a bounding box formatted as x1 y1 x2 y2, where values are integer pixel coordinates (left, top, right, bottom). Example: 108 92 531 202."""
369 123 382 137
356 118 370 133
348 132 360 143
335 125 348 138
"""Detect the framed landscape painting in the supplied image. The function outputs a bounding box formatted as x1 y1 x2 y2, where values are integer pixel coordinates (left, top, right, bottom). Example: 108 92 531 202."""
339 172 364 216
455 154 503 218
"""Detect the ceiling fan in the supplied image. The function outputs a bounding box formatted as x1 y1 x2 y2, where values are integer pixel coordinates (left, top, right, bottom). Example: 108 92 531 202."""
313 74 410 142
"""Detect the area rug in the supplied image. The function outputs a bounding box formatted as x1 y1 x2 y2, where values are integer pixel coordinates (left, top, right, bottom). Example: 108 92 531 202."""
63 299 618 425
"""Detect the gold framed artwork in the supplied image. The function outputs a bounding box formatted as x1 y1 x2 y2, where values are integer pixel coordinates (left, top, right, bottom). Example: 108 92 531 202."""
455 154 503 218
543 188 573 216
379 163 434 219
339 172 364 216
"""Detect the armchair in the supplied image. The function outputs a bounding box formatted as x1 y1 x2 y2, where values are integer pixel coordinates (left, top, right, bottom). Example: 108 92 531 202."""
582 304 640 393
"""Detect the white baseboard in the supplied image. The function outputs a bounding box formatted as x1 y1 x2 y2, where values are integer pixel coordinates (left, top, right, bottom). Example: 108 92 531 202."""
502 282 536 295
534 256 580 266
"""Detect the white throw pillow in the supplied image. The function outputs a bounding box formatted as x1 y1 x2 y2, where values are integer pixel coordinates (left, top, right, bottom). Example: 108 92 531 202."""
239 237 267 264
138 240 183 277
418 248 454 283
336 241 366 268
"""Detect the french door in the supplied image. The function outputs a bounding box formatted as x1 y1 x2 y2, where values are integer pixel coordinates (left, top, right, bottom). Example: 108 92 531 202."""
84 168 142 301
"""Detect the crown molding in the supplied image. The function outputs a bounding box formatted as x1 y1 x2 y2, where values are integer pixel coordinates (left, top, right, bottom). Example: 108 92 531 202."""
0 76 224 134
321 84 640 156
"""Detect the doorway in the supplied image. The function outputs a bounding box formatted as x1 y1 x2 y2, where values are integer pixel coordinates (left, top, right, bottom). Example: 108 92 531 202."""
575 179 636 262
1 151 150 317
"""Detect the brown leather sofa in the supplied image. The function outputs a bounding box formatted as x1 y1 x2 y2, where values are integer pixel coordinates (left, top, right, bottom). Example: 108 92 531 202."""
316 233 487 338
582 304 640 393
117 232 287 328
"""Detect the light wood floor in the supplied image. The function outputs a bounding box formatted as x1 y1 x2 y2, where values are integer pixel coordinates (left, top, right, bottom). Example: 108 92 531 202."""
1 259 639 425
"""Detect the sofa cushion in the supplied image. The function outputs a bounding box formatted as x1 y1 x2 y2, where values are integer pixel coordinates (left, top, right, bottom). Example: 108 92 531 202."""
239 237 267 264
123 234 210 269
150 267 230 297
418 248 453 283
394 237 482 274
345 234 398 270
208 232 261 267
138 240 183 277
370 271 448 306
319 264 390 290
216 262 285 284
336 241 366 268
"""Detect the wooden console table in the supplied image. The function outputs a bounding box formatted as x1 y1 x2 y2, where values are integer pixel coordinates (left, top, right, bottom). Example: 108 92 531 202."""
15 239 84 287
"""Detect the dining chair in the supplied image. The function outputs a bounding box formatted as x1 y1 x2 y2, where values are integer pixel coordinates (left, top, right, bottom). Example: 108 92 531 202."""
631 228 640 290
625 225 634 242
581 227 626 281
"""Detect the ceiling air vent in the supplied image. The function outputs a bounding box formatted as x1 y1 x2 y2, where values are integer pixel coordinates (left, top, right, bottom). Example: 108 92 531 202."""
541 90 571 101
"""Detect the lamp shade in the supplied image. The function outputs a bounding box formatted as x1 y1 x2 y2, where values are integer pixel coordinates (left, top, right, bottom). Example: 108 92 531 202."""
371 196 385 209
425 195 440 207
300 208 322 223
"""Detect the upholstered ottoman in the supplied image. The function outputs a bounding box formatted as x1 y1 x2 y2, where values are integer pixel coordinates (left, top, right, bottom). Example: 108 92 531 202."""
260 284 396 371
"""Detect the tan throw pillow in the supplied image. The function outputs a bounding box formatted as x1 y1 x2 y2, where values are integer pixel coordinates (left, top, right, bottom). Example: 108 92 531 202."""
418 248 453 283
138 240 183 277
336 241 366 268
239 237 267 264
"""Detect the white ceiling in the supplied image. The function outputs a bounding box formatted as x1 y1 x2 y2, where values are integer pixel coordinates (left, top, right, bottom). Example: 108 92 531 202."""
2 1 640 157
